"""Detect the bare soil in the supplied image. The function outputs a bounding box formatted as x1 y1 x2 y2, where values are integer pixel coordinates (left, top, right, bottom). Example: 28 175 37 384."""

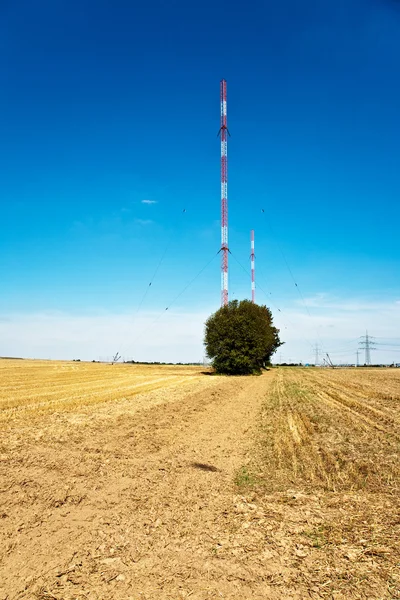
0 361 399 599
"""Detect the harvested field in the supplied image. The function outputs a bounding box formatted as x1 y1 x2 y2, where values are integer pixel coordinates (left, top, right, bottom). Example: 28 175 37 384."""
247 368 400 599
0 361 399 599
0 359 206 420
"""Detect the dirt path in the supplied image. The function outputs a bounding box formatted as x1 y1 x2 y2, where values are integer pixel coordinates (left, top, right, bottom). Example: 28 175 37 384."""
1 370 280 599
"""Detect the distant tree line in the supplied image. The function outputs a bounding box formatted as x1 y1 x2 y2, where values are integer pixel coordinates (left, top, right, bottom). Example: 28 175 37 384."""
123 360 204 366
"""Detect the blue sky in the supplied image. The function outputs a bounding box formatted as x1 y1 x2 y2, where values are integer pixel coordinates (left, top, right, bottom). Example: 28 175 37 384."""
1 0 399 363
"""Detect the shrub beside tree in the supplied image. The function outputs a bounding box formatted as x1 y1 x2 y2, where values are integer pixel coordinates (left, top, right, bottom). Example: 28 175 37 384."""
204 299 283 375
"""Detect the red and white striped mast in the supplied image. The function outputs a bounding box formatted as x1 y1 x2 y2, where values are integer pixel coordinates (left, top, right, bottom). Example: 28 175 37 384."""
219 79 229 306
250 230 255 303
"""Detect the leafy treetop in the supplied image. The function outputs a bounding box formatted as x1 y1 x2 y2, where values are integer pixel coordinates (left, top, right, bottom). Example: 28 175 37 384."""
204 299 283 375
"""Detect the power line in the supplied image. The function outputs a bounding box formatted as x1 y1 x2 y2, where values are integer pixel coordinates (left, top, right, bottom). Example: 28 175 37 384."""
375 348 400 353
121 252 219 358
259 209 326 354
133 241 171 317
115 209 187 359
230 251 288 318
133 208 187 316
260 210 312 316
230 250 315 352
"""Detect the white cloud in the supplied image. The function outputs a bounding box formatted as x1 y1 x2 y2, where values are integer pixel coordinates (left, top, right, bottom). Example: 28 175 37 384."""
0 309 210 363
141 200 157 205
297 293 400 312
135 219 153 226
273 294 400 364
1 294 398 365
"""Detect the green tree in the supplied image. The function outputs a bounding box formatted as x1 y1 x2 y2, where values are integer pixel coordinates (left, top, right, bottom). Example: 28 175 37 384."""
204 300 283 375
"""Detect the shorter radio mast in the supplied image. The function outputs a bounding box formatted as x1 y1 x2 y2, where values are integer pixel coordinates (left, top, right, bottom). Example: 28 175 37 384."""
250 230 255 303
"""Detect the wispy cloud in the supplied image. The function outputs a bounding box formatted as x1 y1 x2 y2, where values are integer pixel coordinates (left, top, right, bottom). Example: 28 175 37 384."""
0 309 210 363
272 293 400 363
141 200 157 205
1 294 398 365
296 293 400 312
135 219 153 226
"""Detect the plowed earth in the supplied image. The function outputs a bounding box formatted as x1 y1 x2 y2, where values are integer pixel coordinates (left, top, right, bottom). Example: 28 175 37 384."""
0 360 399 599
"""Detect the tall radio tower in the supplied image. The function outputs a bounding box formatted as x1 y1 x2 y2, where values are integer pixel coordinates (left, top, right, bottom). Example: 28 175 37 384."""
250 230 255 303
218 79 229 306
